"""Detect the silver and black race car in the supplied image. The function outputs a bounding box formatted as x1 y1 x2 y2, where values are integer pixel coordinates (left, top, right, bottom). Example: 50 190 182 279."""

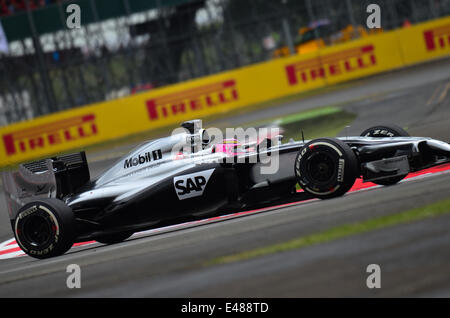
2 120 450 259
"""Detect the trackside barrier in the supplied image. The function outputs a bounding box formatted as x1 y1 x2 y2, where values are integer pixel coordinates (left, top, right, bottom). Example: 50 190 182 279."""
397 17 450 66
0 16 449 167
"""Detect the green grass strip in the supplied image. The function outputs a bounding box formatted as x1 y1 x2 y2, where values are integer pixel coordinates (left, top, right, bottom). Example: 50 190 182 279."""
205 198 450 266
275 106 341 125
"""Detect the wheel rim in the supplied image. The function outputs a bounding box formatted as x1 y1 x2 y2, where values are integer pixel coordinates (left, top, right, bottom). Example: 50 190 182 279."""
21 213 54 247
307 152 336 183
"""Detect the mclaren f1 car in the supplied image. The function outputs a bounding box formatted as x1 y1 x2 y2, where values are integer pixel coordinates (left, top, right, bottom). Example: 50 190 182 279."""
2 120 450 259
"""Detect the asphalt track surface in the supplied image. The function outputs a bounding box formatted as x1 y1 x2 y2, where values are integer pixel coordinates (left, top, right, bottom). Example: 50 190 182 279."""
0 58 449 297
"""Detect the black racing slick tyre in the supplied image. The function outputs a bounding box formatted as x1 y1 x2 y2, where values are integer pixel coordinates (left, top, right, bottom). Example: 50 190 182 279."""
360 124 409 138
96 231 134 245
14 198 75 259
295 138 359 199
360 124 410 186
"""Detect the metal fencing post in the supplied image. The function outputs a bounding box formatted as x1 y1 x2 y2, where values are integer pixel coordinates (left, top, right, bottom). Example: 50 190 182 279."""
305 0 320 41
387 0 400 29
25 0 56 115
428 0 438 18
344 0 358 38
88 0 112 100
121 0 138 90
410 0 420 23
55 2 76 110
281 0 295 55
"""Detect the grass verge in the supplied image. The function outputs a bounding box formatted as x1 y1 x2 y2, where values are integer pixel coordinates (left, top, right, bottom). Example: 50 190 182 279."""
275 107 356 141
204 198 450 266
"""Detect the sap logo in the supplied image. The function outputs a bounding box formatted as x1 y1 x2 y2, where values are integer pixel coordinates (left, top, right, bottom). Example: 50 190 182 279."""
173 169 215 200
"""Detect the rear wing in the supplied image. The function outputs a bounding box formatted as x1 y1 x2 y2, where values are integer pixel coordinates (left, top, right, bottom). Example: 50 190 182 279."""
1 152 90 220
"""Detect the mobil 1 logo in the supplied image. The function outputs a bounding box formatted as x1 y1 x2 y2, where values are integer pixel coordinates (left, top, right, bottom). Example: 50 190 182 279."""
123 149 162 169
173 169 215 200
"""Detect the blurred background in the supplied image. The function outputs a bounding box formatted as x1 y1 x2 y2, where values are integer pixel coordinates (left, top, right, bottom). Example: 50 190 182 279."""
0 0 449 126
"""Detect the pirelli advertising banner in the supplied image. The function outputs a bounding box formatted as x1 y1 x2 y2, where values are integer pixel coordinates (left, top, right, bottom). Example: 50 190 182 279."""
284 32 404 89
397 16 450 66
0 16 449 167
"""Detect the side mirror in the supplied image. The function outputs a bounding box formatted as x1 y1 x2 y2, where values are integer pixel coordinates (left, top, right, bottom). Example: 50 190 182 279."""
181 119 202 134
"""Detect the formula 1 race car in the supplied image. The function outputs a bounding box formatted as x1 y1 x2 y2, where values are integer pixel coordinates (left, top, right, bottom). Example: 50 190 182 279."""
2 120 450 259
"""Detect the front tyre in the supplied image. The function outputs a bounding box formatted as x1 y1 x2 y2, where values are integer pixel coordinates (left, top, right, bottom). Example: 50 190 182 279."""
14 199 75 259
295 138 359 199
360 124 409 138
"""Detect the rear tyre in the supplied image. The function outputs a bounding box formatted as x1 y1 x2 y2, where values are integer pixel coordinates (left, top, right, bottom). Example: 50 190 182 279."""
96 231 133 245
295 138 359 199
360 124 409 185
14 198 75 259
